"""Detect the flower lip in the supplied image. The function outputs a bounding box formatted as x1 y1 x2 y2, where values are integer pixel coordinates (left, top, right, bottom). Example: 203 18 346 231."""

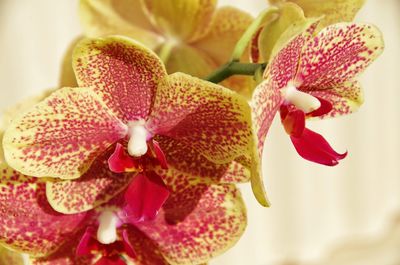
282 84 321 114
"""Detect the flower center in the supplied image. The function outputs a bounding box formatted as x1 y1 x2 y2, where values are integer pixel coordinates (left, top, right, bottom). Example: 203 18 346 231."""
127 123 149 157
97 210 119 245
282 84 321 113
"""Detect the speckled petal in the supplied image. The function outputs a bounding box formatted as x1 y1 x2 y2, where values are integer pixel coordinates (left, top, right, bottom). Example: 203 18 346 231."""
1 89 55 130
289 0 365 29
30 235 97 265
0 164 88 257
1 90 54 163
153 135 250 184
251 79 282 207
136 183 246 264
3 87 126 179
73 36 167 122
297 23 384 89
46 152 135 214
141 0 217 42
147 73 253 164
124 228 168 265
266 20 319 87
308 80 363 118
251 79 283 155
79 0 161 49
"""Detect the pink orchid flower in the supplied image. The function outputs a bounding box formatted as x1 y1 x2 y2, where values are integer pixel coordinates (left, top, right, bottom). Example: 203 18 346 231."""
250 21 383 203
0 157 247 265
2 35 254 211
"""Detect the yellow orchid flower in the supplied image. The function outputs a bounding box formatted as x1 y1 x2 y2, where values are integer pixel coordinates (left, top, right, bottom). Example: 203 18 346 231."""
60 0 255 97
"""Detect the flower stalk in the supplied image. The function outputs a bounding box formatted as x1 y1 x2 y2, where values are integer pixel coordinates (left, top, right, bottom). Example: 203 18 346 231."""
206 61 266 84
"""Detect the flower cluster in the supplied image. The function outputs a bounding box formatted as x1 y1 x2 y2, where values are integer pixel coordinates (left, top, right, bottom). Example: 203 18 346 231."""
0 0 383 264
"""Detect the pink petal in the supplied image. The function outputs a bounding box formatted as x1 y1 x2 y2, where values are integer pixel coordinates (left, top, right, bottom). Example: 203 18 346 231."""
265 21 318 88
135 184 246 265
308 81 363 118
108 143 141 173
123 173 170 223
252 79 284 155
148 140 168 169
290 128 347 166
47 151 135 214
94 256 126 265
121 230 136 259
76 227 98 257
306 97 333 117
280 105 305 138
123 228 168 265
297 23 384 89
147 73 253 164
152 136 250 184
73 36 167 122
0 164 89 257
31 235 95 265
3 87 127 179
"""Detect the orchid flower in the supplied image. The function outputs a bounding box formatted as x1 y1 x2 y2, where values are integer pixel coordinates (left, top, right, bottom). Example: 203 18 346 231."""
252 0 365 63
60 0 255 97
4 35 253 175
0 155 246 265
250 21 383 203
0 62 250 263
3 35 254 213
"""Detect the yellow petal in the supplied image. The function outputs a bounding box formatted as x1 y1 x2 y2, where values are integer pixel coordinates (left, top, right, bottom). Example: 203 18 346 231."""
194 6 254 66
0 246 25 265
141 0 217 42
1 89 55 130
59 37 82 87
193 6 256 96
79 0 162 49
258 2 307 62
148 73 253 165
162 44 216 79
289 0 365 28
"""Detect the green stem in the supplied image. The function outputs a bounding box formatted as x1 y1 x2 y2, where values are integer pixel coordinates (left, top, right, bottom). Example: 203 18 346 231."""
231 6 279 61
206 61 266 84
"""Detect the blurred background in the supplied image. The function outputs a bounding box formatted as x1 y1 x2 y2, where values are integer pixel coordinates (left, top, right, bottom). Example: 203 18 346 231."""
0 0 399 264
